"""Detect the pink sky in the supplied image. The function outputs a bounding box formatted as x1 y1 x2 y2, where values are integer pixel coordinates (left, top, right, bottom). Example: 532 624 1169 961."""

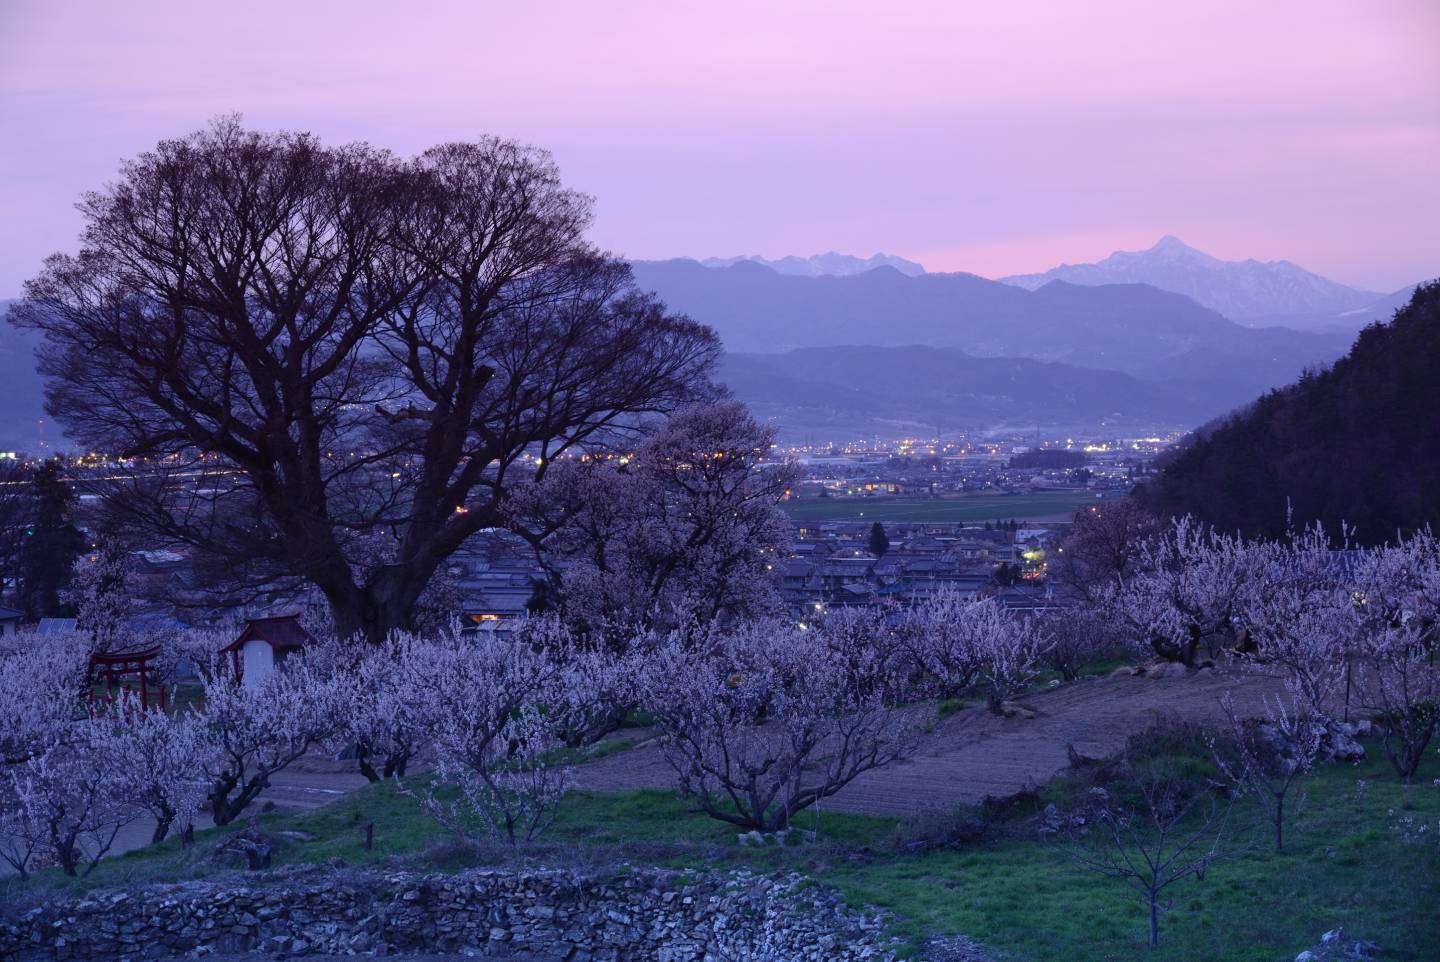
1 0 1436 294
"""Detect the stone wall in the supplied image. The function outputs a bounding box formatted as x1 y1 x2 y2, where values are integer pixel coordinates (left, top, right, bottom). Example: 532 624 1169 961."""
0 867 900 961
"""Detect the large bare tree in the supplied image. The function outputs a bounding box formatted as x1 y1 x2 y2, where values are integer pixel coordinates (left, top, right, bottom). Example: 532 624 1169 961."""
9 119 719 641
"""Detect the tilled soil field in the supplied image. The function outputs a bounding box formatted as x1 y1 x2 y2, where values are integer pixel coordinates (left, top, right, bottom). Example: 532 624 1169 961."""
574 667 1285 817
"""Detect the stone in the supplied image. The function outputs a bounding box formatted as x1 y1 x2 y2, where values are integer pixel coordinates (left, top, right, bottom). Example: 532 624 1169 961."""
1323 725 1366 762
0 867 901 962
1145 660 1190 679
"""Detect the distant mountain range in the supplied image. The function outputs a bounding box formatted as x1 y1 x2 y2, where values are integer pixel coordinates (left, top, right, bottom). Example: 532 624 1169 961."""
631 256 1348 375
720 346 1264 439
0 250 1384 450
698 252 926 277
1239 283 1423 334
998 235 1388 324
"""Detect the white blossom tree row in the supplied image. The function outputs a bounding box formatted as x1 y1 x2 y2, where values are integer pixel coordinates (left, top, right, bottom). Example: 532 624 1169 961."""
0 587 1051 866
1114 521 1440 781
3 518 1438 878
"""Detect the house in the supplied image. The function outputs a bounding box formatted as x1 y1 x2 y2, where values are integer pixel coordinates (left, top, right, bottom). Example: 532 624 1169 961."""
0 605 20 637
220 614 312 689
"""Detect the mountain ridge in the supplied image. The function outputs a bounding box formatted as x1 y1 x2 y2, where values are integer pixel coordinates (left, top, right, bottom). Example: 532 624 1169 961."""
630 257 1349 383
720 345 1269 440
696 251 926 277
998 235 1383 321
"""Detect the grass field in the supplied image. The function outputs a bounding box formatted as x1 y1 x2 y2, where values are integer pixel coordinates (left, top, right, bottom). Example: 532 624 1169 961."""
782 491 1108 523
6 734 1435 961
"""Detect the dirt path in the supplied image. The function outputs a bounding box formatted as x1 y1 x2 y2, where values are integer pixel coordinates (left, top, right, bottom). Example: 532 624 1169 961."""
2 760 373 874
574 667 1285 817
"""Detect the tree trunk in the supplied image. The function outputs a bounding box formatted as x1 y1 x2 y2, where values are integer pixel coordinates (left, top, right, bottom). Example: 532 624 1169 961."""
209 771 240 826
357 744 382 783
1148 893 1160 948
151 808 174 845
55 834 79 877
325 571 434 645
210 769 270 826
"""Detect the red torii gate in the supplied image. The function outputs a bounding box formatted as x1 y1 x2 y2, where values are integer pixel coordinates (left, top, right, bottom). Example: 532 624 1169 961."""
88 646 165 712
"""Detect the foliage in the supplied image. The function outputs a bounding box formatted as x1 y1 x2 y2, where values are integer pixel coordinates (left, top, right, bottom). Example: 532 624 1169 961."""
11 118 719 642
868 521 890 558
1051 497 1164 604
1211 695 1323 851
1118 517 1256 666
0 632 87 766
66 536 135 651
516 401 796 635
0 459 31 611
1010 449 1087 470
903 590 1048 711
1352 532 1440 780
1142 281 1440 542
2 717 141 877
192 647 348 826
93 698 214 845
16 459 83 620
1035 605 1124 682
325 632 434 782
4 745 1434 962
400 621 578 845
1055 763 1236 949
1240 525 1357 715
643 620 923 832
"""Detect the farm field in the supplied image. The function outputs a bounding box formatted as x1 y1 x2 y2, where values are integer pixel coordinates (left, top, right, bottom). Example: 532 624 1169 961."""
781 491 1108 523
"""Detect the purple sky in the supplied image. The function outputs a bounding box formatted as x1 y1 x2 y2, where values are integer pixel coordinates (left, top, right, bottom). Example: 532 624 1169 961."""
1 0 1436 295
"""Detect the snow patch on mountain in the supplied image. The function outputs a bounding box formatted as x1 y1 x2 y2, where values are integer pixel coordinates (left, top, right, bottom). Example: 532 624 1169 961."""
699 251 926 277
998 236 1381 320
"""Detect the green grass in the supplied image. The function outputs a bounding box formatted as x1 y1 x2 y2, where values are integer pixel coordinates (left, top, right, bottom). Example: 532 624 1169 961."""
0 782 897 908
920 698 969 733
3 740 1435 961
782 491 1108 523
821 750 1440 961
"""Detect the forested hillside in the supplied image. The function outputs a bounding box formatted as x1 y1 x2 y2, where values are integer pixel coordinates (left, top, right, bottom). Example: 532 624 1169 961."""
1140 281 1440 542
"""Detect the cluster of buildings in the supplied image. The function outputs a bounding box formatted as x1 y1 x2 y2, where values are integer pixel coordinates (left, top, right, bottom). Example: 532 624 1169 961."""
783 443 1158 498
777 521 1063 620
46 519 1064 639
3 432 1163 641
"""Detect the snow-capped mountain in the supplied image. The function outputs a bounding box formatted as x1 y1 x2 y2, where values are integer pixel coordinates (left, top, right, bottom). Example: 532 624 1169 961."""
698 251 926 277
998 235 1381 320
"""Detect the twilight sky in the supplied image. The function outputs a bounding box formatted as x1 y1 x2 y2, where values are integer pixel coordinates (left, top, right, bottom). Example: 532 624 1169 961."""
1 0 1436 296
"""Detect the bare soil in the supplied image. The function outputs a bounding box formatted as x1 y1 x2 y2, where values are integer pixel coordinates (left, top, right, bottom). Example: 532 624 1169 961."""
573 667 1285 817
